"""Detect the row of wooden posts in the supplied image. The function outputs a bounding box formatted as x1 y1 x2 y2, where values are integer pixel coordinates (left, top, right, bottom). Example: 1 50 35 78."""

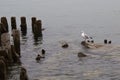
0 16 43 80
0 16 42 36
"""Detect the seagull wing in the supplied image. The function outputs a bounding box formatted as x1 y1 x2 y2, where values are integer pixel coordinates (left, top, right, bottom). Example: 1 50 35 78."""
84 33 89 39
81 32 89 39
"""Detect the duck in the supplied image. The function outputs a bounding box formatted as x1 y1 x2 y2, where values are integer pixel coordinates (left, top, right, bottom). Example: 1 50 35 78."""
35 54 41 61
108 40 111 44
41 49 45 58
104 39 107 44
91 40 94 43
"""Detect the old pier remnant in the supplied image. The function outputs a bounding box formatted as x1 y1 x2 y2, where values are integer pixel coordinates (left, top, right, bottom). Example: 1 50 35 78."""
0 22 7 34
31 17 36 33
1 17 9 32
33 20 43 39
1 33 13 62
11 17 17 30
11 45 20 63
12 29 20 56
20 67 28 80
20 16 27 35
0 16 43 79
0 59 7 80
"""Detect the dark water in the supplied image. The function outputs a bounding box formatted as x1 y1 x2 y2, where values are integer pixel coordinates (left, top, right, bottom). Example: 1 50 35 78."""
1 0 120 80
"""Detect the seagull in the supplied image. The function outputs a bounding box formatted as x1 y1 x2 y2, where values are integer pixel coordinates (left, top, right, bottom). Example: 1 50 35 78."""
81 31 92 41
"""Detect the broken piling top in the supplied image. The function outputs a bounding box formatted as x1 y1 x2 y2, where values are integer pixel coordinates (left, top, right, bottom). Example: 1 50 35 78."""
33 20 42 37
11 17 17 30
1 17 8 32
31 17 36 23
0 23 7 34
31 17 36 33
20 16 27 35
20 16 27 24
36 20 42 29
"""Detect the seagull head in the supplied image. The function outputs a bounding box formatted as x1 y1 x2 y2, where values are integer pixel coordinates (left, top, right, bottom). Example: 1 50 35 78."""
81 31 84 33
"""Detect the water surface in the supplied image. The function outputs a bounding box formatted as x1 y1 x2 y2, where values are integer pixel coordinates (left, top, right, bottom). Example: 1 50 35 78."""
1 0 120 80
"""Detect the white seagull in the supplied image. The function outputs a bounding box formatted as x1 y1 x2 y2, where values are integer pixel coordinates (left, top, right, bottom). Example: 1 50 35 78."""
81 31 92 41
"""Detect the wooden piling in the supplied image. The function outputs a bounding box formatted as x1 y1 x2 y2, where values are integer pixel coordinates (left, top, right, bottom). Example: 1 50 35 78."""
0 59 7 80
12 29 20 56
11 17 17 30
33 20 42 38
0 49 9 63
31 17 36 33
20 17 27 35
0 56 7 67
11 45 20 63
0 31 1 46
1 17 8 32
20 67 28 80
1 33 10 47
1 33 13 62
0 23 7 34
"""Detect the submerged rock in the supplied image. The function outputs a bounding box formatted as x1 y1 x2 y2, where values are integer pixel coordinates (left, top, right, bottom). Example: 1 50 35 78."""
81 41 90 48
81 41 103 49
62 43 69 48
78 52 87 57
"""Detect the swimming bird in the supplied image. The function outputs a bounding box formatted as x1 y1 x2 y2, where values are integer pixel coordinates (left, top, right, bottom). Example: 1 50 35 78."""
108 40 111 44
36 54 41 61
81 31 92 41
104 39 107 44
41 49 46 58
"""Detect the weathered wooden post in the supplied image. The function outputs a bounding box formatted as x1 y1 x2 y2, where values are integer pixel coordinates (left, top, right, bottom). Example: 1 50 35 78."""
0 49 9 64
11 17 17 30
1 17 8 32
20 17 27 35
0 59 7 80
20 67 28 80
11 45 20 63
1 33 13 62
0 56 7 67
33 20 42 38
12 29 20 56
31 17 36 33
0 23 7 34
0 30 1 47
